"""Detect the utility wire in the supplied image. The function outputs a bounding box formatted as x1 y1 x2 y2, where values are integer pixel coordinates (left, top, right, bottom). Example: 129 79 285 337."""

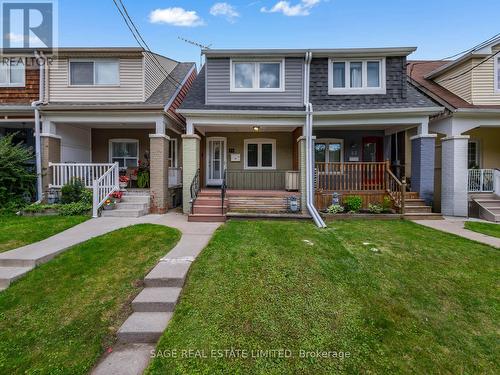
111 0 183 88
438 49 500 83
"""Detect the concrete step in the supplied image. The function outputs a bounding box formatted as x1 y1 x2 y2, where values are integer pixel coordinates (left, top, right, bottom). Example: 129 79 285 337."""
404 213 443 220
404 205 432 214
120 195 150 204
188 214 226 222
193 205 227 215
122 189 150 196
0 266 33 290
115 202 149 210
117 312 173 343
476 200 500 208
101 208 148 218
405 199 428 207
132 287 182 312
144 261 191 287
91 343 155 375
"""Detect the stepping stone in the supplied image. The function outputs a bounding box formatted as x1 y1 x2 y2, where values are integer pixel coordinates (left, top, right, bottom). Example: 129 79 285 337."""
144 261 191 287
0 266 33 290
117 312 173 343
132 287 182 312
91 343 155 375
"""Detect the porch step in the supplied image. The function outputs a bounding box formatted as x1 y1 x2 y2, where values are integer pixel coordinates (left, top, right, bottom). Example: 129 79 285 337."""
404 205 432 214
405 198 428 207
198 190 221 197
117 312 173 343
475 200 500 208
132 287 182 312
120 195 150 204
472 196 500 222
101 208 148 218
101 192 150 218
404 213 443 220
193 205 227 215
0 266 33 290
193 197 222 206
115 202 149 210
188 214 226 222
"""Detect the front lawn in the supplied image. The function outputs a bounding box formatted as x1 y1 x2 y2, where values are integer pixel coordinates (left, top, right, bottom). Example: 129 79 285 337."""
147 220 499 375
465 221 500 238
0 224 180 375
0 215 88 253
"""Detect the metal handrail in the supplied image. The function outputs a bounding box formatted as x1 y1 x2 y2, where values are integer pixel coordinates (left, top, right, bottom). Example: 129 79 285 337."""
221 169 227 216
189 169 200 214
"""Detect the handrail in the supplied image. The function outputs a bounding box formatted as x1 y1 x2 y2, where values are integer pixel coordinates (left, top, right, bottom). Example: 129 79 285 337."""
92 163 119 217
189 169 200 214
385 167 406 215
221 169 227 216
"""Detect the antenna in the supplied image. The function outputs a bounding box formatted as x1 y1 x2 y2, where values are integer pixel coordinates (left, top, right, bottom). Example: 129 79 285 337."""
178 36 212 67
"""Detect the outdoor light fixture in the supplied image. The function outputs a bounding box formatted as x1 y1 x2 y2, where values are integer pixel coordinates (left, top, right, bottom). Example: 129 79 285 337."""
253 126 260 132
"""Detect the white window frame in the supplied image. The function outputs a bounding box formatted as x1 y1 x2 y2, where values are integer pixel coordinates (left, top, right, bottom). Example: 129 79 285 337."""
168 138 178 168
0 59 25 87
314 138 344 163
467 139 481 169
68 59 120 87
243 138 276 170
230 59 285 92
328 58 386 95
495 56 500 94
108 138 139 169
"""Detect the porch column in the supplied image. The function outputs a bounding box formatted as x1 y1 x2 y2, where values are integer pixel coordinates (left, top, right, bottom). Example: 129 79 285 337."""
40 121 61 199
410 134 436 205
297 136 307 213
149 133 170 214
182 134 201 214
441 135 469 217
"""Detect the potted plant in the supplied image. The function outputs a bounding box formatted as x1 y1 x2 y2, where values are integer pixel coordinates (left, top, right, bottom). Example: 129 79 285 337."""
119 175 129 189
102 198 115 210
111 191 123 203
135 153 150 188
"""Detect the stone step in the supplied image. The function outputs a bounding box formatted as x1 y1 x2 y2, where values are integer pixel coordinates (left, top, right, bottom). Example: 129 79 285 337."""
132 287 182 312
101 208 148 218
120 195 150 203
404 213 443 220
144 261 191 287
188 214 226 222
122 189 150 196
0 266 33 290
193 205 227 215
115 202 150 210
117 312 173 343
404 205 432 214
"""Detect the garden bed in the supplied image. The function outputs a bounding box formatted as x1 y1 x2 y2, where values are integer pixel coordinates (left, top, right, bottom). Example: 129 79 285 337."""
321 212 401 220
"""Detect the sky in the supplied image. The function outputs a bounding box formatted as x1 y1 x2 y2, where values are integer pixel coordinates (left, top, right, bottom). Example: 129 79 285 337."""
55 0 500 65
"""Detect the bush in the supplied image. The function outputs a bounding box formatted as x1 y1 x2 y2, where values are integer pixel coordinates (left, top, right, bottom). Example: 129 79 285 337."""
61 178 86 204
326 204 344 214
344 195 363 213
24 187 92 216
368 203 383 214
57 201 91 216
0 133 36 210
382 196 393 212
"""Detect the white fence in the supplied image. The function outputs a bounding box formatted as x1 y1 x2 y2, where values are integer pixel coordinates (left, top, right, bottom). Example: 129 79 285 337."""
168 167 182 187
468 169 494 192
92 164 119 217
49 163 116 188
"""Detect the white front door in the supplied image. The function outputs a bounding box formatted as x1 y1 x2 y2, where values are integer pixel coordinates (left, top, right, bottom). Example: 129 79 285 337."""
206 137 226 186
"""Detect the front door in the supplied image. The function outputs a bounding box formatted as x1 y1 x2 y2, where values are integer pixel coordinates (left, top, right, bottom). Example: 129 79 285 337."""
206 137 226 186
362 137 384 188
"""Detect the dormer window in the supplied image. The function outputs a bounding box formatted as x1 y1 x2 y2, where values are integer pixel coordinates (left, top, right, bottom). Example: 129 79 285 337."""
0 59 25 87
328 58 386 95
69 59 119 86
230 59 284 92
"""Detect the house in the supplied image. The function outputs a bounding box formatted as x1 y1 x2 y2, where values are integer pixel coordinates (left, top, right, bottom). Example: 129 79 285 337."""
30 47 196 216
178 48 443 223
408 36 500 222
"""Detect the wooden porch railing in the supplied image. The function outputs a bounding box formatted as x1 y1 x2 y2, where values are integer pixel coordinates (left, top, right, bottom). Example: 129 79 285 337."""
49 163 116 188
386 168 407 214
92 163 120 217
226 170 287 190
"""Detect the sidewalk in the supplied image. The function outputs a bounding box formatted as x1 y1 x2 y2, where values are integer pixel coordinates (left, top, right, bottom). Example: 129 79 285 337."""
414 217 500 248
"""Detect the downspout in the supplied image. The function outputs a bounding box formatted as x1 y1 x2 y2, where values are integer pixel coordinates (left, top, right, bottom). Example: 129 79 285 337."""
304 52 326 228
31 51 46 202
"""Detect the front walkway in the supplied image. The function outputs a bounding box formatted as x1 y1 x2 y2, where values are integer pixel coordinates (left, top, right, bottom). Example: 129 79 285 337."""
414 217 500 248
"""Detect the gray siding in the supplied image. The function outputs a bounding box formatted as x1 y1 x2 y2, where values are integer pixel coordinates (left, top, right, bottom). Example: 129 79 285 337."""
206 57 304 107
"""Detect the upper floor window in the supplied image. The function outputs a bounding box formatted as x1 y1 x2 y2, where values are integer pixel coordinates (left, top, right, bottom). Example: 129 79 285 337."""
230 60 284 92
0 59 25 87
69 59 119 86
328 58 386 95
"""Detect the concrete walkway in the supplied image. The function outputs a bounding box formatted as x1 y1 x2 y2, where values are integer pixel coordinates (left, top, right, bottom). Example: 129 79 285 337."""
414 217 500 248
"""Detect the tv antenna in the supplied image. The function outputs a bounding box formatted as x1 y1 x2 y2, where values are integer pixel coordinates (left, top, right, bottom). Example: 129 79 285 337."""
178 36 212 67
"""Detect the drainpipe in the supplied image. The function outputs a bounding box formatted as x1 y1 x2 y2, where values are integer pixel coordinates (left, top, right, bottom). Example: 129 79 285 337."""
304 52 326 228
31 51 46 202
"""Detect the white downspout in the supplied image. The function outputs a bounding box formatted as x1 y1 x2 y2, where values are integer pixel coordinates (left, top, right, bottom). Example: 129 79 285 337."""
31 51 46 202
304 52 326 228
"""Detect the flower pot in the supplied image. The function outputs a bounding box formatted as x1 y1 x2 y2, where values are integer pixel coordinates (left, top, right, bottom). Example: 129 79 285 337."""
103 204 115 210
119 182 128 189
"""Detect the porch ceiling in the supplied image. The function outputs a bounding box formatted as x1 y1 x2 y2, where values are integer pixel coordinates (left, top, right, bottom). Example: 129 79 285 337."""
195 125 299 133
55 122 155 129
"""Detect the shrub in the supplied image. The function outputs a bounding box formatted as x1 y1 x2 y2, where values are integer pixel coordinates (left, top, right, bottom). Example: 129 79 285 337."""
344 195 363 213
368 203 383 214
61 179 86 204
382 196 393 212
0 133 36 210
326 204 344 214
57 201 91 216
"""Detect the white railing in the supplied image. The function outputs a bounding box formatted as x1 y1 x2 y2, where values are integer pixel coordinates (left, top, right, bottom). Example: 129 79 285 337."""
168 167 182 187
92 163 119 217
49 163 116 188
468 169 494 192
495 169 500 196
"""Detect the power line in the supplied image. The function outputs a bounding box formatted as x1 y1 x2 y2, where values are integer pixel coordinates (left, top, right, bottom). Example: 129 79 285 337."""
438 49 500 83
111 0 183 89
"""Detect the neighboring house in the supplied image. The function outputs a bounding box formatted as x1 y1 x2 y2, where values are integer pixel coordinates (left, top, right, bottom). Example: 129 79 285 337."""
34 47 196 215
178 48 443 223
408 36 500 221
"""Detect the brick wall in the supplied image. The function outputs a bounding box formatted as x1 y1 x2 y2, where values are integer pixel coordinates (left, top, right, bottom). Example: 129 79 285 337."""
0 67 39 104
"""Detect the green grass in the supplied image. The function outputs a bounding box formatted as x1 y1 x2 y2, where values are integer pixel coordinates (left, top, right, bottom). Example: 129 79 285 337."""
464 221 500 238
147 220 499 375
0 215 88 253
0 224 180 375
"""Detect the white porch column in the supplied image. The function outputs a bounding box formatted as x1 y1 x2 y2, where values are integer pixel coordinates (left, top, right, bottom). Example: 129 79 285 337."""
40 120 61 199
441 135 469 217
149 117 170 213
